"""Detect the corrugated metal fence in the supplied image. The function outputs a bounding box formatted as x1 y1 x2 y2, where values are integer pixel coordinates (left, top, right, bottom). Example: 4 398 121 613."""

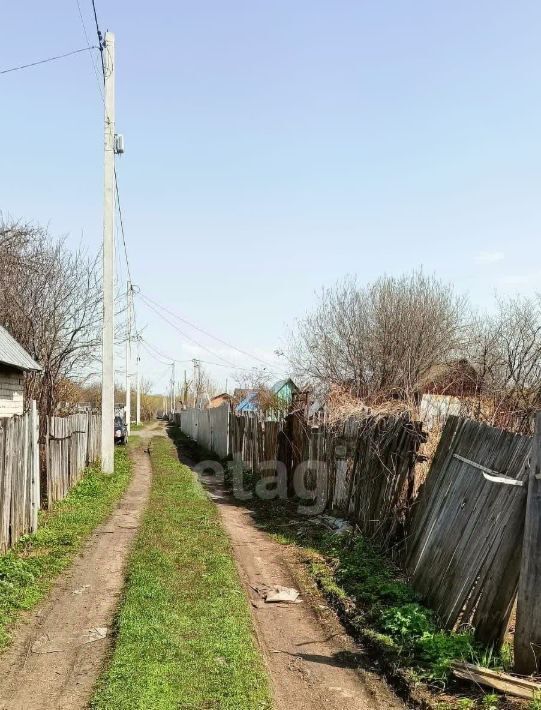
175 405 229 459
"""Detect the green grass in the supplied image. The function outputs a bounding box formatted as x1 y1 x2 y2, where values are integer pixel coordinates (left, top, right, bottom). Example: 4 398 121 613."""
0 445 132 649
91 435 272 710
274 521 481 684
246 498 516 708
172 412 510 702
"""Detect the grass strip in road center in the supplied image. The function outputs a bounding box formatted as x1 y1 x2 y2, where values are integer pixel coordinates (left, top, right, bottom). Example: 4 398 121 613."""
91 435 271 710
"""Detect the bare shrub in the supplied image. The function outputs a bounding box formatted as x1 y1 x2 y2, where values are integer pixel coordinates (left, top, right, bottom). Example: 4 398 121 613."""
467 295 541 433
289 270 466 403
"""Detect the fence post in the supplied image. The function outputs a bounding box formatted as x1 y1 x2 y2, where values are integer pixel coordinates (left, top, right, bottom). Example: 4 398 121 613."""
515 412 541 673
30 401 39 532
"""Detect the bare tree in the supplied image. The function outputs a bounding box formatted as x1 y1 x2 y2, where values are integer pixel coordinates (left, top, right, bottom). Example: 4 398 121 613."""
467 296 541 432
289 271 466 402
0 219 102 420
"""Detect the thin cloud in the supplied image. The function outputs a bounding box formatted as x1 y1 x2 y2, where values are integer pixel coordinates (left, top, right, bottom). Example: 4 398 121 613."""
475 250 505 264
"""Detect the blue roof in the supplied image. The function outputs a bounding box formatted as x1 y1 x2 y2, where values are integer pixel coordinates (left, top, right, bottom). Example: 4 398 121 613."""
235 391 258 413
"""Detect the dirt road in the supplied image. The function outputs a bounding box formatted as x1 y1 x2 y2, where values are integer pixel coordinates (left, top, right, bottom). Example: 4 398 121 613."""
0 437 152 710
196 465 405 710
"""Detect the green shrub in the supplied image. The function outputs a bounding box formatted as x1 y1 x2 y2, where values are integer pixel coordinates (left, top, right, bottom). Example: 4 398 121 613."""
379 602 434 640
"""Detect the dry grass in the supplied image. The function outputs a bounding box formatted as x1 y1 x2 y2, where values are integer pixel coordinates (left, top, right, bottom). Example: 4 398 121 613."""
323 386 419 426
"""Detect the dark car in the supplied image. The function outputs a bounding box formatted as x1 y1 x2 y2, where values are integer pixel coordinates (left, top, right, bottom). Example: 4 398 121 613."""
114 415 127 445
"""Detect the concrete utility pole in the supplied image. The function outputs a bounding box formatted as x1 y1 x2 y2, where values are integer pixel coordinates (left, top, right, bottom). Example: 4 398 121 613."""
192 359 198 408
136 336 141 425
125 281 131 436
101 31 115 474
171 361 176 413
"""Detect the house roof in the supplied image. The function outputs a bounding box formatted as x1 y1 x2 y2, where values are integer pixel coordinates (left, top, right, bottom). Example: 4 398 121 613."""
236 391 258 412
211 393 231 401
271 378 298 394
418 359 478 395
0 326 42 372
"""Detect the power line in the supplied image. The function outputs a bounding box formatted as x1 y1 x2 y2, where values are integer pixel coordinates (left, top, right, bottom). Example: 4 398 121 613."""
138 291 283 370
139 337 285 377
140 339 191 366
74 0 132 291
114 167 133 286
74 0 104 99
81 0 136 354
0 46 97 75
139 298 240 368
90 0 105 76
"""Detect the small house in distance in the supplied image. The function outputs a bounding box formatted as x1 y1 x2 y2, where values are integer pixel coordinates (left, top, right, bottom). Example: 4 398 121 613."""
235 379 300 414
208 393 233 409
271 378 299 404
0 326 42 417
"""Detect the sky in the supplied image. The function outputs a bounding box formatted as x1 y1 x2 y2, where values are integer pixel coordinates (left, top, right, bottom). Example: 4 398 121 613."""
2 1 540 395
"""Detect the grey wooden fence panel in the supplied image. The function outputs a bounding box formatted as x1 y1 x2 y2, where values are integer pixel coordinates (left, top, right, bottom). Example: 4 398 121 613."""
209 405 229 458
47 413 102 507
0 406 39 551
406 416 530 646
324 414 424 548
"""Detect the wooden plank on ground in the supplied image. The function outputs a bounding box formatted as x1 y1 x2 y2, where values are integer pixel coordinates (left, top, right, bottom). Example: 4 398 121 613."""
451 662 541 700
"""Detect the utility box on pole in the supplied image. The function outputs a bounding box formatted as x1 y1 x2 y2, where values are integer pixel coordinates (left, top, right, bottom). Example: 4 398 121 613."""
101 31 115 474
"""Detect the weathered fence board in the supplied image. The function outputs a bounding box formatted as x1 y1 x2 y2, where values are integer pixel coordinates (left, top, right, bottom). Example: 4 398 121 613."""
47 413 102 507
515 412 541 673
177 405 230 458
406 416 530 646
179 407 423 548
177 405 541 655
0 405 39 552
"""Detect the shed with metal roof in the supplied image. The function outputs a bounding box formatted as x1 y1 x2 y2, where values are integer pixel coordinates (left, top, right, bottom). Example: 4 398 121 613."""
0 326 41 417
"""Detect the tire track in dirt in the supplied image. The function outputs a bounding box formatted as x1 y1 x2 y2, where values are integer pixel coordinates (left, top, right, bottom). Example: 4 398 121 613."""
0 436 152 710
194 464 405 710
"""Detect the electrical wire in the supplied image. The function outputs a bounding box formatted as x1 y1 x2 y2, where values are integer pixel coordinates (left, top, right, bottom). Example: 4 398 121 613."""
140 341 171 366
138 291 283 371
139 337 285 377
90 0 105 76
114 167 133 286
140 339 189 366
82 0 137 354
74 0 104 100
0 47 98 75
139 298 240 367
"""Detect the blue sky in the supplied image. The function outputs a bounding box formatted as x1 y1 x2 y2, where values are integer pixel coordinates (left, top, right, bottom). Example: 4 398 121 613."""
2 1 540 394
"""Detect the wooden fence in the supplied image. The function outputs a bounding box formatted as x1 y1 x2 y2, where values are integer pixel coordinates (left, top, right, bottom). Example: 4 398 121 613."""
0 403 40 552
178 407 425 547
406 416 531 648
176 405 229 459
323 414 425 547
47 413 102 507
176 405 541 661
